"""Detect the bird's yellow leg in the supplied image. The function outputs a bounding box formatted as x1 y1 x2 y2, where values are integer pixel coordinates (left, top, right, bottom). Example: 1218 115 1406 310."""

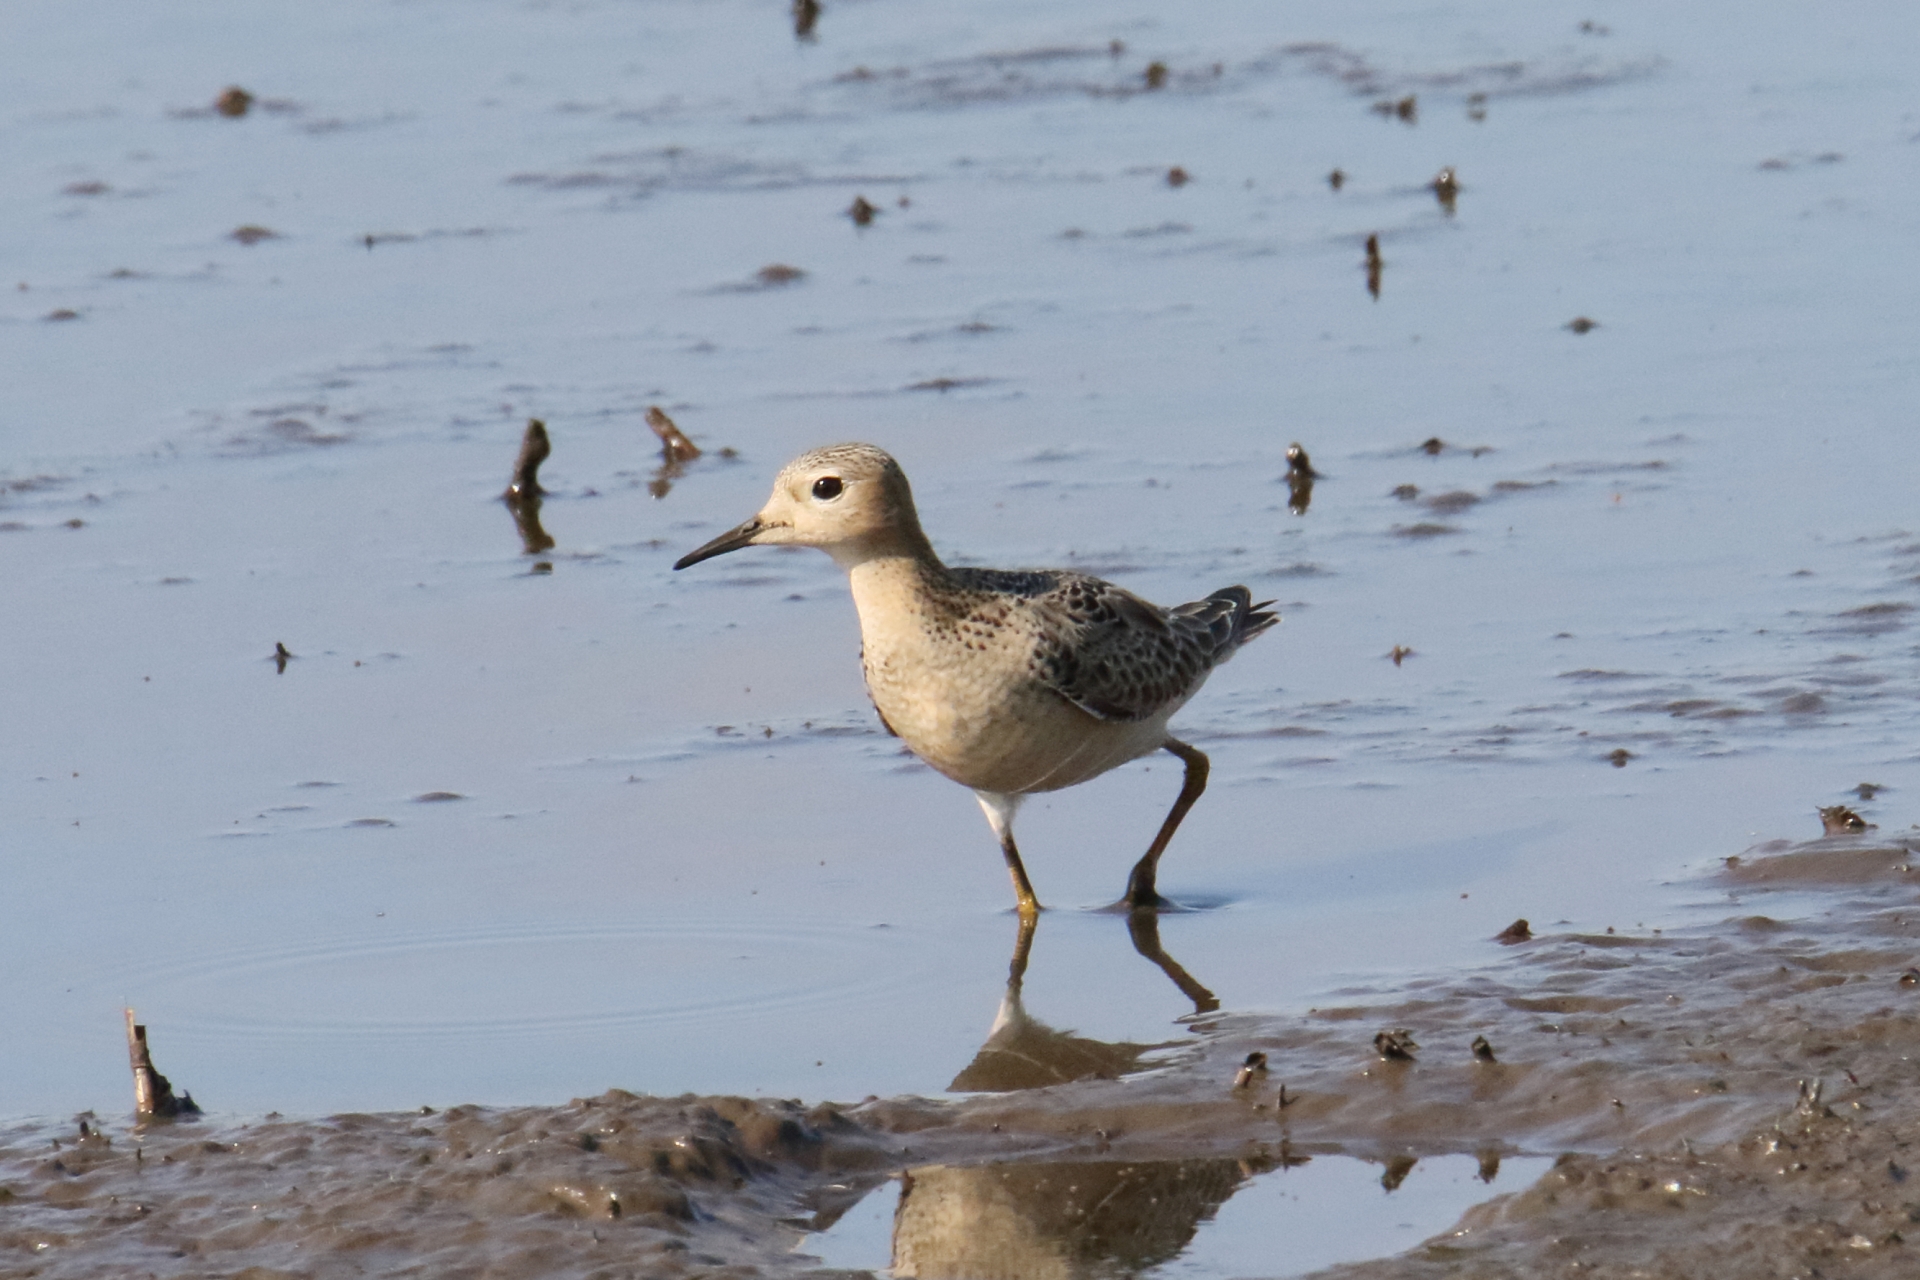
977 791 1044 916
1124 737 1210 910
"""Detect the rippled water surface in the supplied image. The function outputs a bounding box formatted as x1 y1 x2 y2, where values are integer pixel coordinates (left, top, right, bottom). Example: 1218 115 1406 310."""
5 0 1918 1168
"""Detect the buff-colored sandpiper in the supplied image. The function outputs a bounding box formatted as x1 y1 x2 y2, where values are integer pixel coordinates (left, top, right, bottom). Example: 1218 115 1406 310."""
673 444 1277 916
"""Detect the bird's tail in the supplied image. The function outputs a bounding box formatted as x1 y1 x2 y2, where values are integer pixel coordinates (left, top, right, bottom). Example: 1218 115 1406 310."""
1173 586 1279 659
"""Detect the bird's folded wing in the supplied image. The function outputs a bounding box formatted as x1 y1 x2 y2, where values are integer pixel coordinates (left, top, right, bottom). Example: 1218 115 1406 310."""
1029 576 1210 722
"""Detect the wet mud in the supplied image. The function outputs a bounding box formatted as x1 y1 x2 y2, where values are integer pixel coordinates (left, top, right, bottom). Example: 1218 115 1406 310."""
8 830 1919 1278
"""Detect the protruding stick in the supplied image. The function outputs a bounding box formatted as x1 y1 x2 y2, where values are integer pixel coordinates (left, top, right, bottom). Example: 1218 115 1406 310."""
791 0 821 40
126 1008 198 1118
127 1008 157 1115
646 407 702 464
505 418 551 498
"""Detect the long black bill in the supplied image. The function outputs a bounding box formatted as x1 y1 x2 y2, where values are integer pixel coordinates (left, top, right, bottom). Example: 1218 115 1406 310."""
672 516 766 570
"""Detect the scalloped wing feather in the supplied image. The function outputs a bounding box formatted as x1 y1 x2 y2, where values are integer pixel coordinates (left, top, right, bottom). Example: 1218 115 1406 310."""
948 569 1277 723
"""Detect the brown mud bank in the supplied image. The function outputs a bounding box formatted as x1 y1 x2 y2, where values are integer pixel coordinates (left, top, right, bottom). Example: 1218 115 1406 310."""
7 830 1920 1279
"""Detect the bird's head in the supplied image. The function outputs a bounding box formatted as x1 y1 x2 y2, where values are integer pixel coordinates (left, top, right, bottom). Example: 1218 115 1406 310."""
673 442 928 570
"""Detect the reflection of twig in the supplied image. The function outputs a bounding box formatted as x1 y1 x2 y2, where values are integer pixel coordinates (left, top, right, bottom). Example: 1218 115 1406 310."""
1126 911 1220 1013
125 1008 199 1119
648 464 686 499
502 418 555 554
646 406 702 498
506 497 555 554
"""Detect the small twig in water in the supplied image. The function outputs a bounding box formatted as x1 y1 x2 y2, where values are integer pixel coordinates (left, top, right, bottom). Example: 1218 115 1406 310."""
505 418 551 499
646 407 702 465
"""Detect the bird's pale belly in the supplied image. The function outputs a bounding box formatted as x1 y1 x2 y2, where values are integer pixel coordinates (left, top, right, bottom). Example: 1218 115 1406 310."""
864 649 1170 795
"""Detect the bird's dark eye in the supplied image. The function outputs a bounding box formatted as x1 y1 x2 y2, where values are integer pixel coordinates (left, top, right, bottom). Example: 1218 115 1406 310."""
812 476 843 500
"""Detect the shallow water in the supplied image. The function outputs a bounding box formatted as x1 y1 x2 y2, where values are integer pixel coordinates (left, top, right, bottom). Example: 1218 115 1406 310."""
4 0 1918 1203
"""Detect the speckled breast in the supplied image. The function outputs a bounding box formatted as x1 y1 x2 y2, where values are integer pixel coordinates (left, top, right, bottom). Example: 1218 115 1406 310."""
851 567 1171 794
864 648 1166 794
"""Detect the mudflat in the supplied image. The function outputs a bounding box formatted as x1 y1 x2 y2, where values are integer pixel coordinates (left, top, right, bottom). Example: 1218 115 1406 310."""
8 829 1917 1277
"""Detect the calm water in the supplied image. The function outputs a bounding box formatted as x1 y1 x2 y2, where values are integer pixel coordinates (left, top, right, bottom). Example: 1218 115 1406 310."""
5 0 1917 1147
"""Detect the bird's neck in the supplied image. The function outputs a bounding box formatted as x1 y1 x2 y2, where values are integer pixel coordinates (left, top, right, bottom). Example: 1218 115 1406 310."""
843 537 951 632
825 520 942 575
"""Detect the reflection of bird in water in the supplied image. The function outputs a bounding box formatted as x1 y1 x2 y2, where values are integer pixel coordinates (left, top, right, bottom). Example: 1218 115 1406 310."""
894 972 1300 1280
890 1156 1257 1280
844 912 1259 1278
674 445 1277 914
949 911 1218 1094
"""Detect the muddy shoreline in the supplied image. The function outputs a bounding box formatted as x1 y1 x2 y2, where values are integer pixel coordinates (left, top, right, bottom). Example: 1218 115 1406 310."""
7 829 1918 1278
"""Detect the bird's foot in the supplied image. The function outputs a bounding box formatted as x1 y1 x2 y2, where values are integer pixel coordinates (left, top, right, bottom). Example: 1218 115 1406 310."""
1121 864 1168 912
1095 889 1186 914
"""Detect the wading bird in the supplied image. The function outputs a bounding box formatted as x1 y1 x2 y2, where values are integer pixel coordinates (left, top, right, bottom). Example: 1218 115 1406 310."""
674 444 1275 916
